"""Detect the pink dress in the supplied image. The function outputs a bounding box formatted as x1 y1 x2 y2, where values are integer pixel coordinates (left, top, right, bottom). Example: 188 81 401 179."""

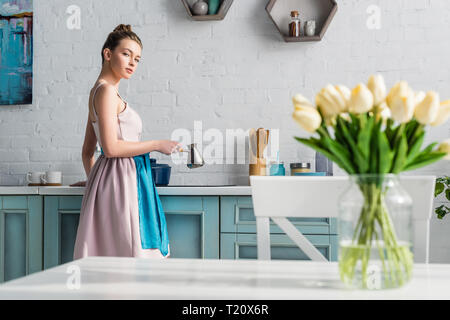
73 82 170 260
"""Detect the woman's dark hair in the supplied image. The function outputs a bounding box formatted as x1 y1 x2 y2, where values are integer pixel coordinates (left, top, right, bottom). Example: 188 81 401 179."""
101 24 143 65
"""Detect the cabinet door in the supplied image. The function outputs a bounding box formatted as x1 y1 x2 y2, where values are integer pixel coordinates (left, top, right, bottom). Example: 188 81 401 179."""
44 196 82 269
220 233 338 261
43 195 220 268
0 196 43 283
161 196 219 259
220 196 338 235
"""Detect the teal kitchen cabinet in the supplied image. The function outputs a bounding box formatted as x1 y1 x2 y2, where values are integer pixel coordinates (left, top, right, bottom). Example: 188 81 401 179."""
0 196 43 283
220 196 338 261
220 196 337 235
44 196 83 269
220 233 338 260
43 195 220 269
161 196 219 259
1 192 338 283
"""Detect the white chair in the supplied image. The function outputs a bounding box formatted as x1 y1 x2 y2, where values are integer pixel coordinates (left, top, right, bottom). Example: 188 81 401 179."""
250 175 435 263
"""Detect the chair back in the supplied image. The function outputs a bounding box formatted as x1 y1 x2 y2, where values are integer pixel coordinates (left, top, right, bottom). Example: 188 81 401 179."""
250 175 435 263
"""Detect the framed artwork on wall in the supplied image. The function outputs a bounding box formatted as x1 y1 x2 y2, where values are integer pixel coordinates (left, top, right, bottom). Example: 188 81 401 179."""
0 0 33 105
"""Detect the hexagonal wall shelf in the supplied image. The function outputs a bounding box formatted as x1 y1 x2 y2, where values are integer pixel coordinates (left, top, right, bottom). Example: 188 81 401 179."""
266 0 337 42
181 0 234 21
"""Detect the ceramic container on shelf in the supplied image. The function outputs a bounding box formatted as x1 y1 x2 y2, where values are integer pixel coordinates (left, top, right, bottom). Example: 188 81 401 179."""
192 0 208 15
208 0 220 15
305 20 316 36
290 162 311 175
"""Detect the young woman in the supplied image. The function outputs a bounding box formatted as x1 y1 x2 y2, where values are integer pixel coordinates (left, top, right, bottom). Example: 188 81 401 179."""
72 24 181 260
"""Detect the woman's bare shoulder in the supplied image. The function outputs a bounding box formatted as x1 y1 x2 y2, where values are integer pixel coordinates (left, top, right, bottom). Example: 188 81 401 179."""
89 83 119 122
93 84 119 109
93 82 117 98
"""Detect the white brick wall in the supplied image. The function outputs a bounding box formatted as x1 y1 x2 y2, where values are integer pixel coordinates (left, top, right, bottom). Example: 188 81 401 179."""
0 0 449 261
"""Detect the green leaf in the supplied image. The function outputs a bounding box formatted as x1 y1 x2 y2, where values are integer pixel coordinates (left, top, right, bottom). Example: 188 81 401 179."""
407 122 423 148
357 116 374 160
391 123 406 150
446 189 450 201
435 182 445 197
421 142 439 155
334 120 350 148
403 151 447 172
378 130 394 174
406 131 425 165
406 142 440 169
391 131 408 173
294 137 341 168
326 137 357 174
385 118 395 142
315 128 356 174
358 113 367 130
336 117 367 173
387 122 402 148
367 119 382 173
405 120 419 143
348 113 359 137
435 204 450 219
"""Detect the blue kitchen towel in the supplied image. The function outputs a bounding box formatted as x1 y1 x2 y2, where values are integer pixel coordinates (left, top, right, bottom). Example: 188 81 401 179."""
100 148 169 256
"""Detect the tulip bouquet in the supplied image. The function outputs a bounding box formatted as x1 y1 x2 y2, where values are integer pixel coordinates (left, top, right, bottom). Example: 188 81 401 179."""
292 74 449 288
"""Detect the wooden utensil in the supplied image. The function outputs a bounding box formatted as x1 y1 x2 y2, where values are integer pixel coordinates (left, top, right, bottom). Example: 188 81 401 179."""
249 128 268 179
257 128 269 159
256 128 264 158
249 128 257 164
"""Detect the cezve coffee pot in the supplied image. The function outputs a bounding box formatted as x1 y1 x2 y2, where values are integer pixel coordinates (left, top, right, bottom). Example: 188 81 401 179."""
178 143 205 169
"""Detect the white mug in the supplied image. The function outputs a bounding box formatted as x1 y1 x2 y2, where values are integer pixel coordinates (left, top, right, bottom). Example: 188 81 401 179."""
26 172 45 184
41 171 62 185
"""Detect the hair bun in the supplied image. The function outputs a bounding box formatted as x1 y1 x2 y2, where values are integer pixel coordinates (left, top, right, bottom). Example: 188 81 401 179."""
113 24 132 33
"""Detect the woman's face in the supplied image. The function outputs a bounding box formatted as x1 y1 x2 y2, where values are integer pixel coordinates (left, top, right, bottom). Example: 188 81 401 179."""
104 39 142 80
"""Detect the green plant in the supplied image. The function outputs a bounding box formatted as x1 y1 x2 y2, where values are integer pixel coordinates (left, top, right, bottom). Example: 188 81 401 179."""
435 176 450 219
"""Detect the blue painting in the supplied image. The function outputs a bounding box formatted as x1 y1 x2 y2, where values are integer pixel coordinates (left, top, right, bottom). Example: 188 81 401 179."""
0 0 32 105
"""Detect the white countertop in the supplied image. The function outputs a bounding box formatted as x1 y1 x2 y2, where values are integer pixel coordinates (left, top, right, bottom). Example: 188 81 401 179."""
0 256 449 299
0 185 252 196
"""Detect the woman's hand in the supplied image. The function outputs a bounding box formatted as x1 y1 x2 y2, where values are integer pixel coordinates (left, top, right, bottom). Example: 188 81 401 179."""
158 140 182 155
70 181 86 187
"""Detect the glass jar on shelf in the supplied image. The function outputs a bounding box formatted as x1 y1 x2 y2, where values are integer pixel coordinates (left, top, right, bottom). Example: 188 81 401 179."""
289 10 301 37
269 161 286 176
290 162 310 175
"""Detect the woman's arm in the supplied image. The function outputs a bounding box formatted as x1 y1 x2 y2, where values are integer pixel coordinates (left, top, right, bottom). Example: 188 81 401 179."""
81 117 98 177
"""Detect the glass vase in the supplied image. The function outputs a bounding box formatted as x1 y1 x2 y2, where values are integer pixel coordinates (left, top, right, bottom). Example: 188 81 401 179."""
338 174 414 289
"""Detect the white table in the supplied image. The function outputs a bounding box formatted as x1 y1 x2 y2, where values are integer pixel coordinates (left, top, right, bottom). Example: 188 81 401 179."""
0 257 449 299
